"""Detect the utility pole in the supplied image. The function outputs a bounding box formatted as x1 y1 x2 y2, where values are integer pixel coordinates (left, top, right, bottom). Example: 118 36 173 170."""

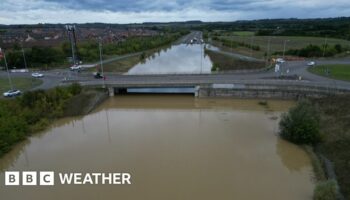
266 36 271 67
21 43 28 71
3 49 14 90
322 36 328 57
282 40 289 59
66 25 78 65
99 39 105 87
231 35 234 68
200 40 203 74
250 35 255 57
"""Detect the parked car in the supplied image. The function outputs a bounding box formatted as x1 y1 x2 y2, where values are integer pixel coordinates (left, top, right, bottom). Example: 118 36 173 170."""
307 61 315 66
3 89 21 97
31 72 44 78
70 65 82 71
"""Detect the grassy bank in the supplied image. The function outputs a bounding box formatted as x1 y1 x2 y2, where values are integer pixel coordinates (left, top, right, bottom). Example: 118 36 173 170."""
312 95 350 199
205 49 265 71
279 98 350 199
0 84 107 157
308 64 350 81
0 77 42 94
221 35 350 53
101 48 167 73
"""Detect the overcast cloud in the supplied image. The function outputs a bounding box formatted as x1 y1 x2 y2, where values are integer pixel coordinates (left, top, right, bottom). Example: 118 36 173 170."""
0 0 349 24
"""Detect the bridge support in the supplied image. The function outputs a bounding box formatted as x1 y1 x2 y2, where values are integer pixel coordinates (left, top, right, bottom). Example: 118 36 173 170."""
194 86 200 97
108 87 114 97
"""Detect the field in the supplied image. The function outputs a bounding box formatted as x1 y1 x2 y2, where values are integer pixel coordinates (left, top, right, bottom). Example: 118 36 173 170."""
308 64 350 81
205 49 265 71
232 31 255 36
0 77 42 94
100 54 142 73
217 35 350 59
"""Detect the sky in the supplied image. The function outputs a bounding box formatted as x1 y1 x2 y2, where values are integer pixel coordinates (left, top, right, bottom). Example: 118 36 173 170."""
0 0 350 24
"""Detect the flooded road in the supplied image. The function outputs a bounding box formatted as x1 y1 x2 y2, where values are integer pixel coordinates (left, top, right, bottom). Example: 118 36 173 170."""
0 96 314 200
127 44 212 74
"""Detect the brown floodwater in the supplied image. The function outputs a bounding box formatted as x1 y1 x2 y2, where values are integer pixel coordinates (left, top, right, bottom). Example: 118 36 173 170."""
0 95 314 200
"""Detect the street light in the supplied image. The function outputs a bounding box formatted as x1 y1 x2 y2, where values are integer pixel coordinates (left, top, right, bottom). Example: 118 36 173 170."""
1 48 14 90
266 36 271 67
99 38 105 88
250 35 255 57
322 36 328 57
282 39 289 59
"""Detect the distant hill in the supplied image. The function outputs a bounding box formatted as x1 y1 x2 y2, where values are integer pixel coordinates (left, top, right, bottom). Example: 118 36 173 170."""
200 17 350 40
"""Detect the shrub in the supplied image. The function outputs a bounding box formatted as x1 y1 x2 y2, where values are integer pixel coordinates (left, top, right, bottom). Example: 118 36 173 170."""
68 83 82 95
313 180 338 200
279 100 321 144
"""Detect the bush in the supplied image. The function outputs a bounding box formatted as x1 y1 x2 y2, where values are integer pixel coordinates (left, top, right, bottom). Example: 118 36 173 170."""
68 83 82 96
0 84 84 157
313 180 338 200
279 100 321 144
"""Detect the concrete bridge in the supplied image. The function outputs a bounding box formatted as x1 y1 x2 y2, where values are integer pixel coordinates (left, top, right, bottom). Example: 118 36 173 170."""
67 74 350 99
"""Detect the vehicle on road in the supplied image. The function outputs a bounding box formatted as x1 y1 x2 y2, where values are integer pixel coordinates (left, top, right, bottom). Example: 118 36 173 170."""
93 72 104 79
307 61 315 66
31 72 44 78
70 65 82 71
276 58 285 63
3 89 21 97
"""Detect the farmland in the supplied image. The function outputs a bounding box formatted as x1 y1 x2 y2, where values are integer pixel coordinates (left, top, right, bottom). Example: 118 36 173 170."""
214 35 350 59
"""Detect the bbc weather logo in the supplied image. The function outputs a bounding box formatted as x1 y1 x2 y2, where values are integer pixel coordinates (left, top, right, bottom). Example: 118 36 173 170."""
5 171 132 186
5 171 54 186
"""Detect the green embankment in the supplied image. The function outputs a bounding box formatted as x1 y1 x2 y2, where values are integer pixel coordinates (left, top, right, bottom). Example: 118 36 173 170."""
279 97 350 199
308 64 350 81
204 49 265 71
0 77 42 94
0 84 107 157
312 95 350 199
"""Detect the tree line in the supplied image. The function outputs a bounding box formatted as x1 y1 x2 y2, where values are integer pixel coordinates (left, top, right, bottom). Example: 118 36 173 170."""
273 44 350 57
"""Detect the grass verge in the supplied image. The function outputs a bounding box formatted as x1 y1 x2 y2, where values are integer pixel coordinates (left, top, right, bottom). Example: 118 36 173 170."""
0 77 42 94
312 95 350 199
205 49 265 71
308 64 350 81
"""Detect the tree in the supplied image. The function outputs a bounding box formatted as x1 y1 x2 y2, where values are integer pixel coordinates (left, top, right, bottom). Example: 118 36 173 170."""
279 100 321 144
313 180 338 200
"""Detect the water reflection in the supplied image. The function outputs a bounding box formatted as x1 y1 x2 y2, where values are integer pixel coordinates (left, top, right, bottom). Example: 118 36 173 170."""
127 44 212 74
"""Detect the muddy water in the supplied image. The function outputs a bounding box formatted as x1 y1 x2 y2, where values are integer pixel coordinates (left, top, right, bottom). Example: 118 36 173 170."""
0 96 314 200
127 44 212 74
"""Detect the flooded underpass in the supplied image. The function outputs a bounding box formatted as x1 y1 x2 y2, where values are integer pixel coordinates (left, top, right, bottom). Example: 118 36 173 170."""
0 96 314 200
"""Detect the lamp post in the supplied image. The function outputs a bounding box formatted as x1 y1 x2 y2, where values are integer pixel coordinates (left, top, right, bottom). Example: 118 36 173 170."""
2 48 14 90
322 36 328 57
250 35 255 57
282 40 289 59
99 38 105 88
21 43 28 72
266 36 271 67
